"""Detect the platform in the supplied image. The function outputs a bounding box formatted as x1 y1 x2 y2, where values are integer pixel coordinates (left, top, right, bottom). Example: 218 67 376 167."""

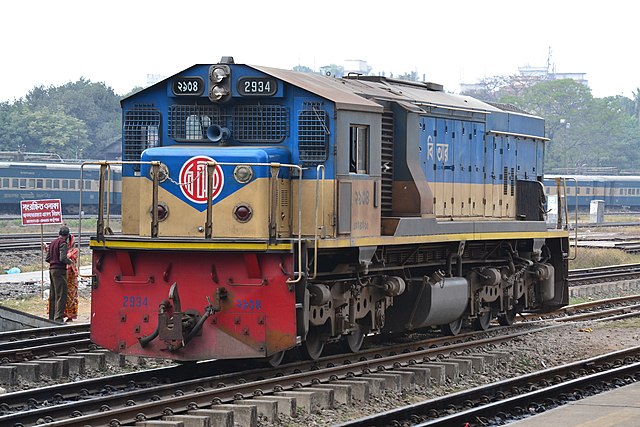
506 381 640 426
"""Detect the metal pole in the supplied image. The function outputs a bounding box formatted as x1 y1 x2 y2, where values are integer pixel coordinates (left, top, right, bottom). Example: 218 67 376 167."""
40 224 44 300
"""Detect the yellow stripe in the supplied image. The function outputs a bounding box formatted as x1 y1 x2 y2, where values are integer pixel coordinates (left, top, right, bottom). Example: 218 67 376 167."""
315 230 569 248
90 239 292 251
91 229 567 252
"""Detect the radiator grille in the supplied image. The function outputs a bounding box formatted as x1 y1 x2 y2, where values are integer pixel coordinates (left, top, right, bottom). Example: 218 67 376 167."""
123 104 161 170
298 102 329 165
503 166 509 195
233 105 288 143
169 105 220 141
381 111 394 216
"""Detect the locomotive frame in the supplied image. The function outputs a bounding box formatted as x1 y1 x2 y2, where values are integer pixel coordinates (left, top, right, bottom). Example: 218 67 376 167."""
88 57 570 363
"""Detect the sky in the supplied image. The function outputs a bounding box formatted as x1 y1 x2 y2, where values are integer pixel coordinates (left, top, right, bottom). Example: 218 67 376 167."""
1 1 638 102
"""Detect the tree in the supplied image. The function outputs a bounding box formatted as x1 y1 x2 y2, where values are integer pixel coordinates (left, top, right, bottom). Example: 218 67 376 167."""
293 65 314 73
0 78 121 159
21 78 121 152
632 88 640 122
397 71 419 82
513 79 640 172
461 74 543 103
19 109 89 158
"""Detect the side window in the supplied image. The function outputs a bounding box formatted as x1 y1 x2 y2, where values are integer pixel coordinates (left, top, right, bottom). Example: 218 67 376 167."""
62 180 68 189
349 124 369 174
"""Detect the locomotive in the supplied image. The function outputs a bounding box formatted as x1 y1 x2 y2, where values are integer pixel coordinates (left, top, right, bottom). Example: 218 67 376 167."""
89 57 570 364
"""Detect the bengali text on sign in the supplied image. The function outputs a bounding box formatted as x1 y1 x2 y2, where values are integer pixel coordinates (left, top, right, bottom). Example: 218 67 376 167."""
20 199 63 226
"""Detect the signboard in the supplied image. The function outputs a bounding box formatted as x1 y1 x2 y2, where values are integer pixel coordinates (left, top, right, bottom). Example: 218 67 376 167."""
20 199 63 226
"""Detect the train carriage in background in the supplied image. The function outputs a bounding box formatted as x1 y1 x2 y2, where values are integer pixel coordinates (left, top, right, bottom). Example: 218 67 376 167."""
544 174 640 210
88 57 570 364
0 161 122 214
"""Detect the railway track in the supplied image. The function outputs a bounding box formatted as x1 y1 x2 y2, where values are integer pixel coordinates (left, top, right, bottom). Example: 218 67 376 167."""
569 262 640 285
339 346 640 426
0 323 92 363
0 232 95 251
1 296 639 426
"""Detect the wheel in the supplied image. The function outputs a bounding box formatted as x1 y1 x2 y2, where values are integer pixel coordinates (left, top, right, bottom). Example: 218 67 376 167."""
301 330 326 360
266 351 285 367
498 306 517 326
472 311 492 331
341 324 366 353
441 317 463 336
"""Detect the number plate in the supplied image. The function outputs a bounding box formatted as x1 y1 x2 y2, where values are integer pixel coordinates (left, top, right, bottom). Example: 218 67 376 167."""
172 76 204 96
237 77 277 96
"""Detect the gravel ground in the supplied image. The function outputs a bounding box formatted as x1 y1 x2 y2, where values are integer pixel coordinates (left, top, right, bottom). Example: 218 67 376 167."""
272 318 640 426
2 250 640 425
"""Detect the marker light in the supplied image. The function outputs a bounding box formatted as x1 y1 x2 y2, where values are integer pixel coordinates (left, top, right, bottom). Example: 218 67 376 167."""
233 204 253 223
155 203 169 221
149 163 169 183
233 165 253 184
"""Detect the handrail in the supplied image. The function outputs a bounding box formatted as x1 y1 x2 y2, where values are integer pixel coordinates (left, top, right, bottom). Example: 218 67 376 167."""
80 160 159 247
554 176 577 260
87 160 307 284
78 161 117 260
565 177 578 260
310 165 325 280
202 161 305 284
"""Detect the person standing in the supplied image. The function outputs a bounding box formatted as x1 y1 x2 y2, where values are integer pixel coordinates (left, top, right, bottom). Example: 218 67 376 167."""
64 233 79 321
46 225 72 323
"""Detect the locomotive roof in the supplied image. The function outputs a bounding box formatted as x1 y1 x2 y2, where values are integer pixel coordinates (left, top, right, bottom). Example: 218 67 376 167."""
251 65 503 115
545 174 640 182
250 65 384 113
126 61 533 120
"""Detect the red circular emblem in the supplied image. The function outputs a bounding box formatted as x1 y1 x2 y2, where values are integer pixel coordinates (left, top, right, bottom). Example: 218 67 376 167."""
179 156 224 203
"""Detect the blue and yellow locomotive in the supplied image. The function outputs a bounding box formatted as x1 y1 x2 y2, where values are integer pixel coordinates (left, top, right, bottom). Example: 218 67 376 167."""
89 57 569 363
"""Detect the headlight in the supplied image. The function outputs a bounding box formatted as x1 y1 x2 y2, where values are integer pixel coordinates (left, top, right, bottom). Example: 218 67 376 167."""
233 165 253 184
210 85 229 100
210 67 228 83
